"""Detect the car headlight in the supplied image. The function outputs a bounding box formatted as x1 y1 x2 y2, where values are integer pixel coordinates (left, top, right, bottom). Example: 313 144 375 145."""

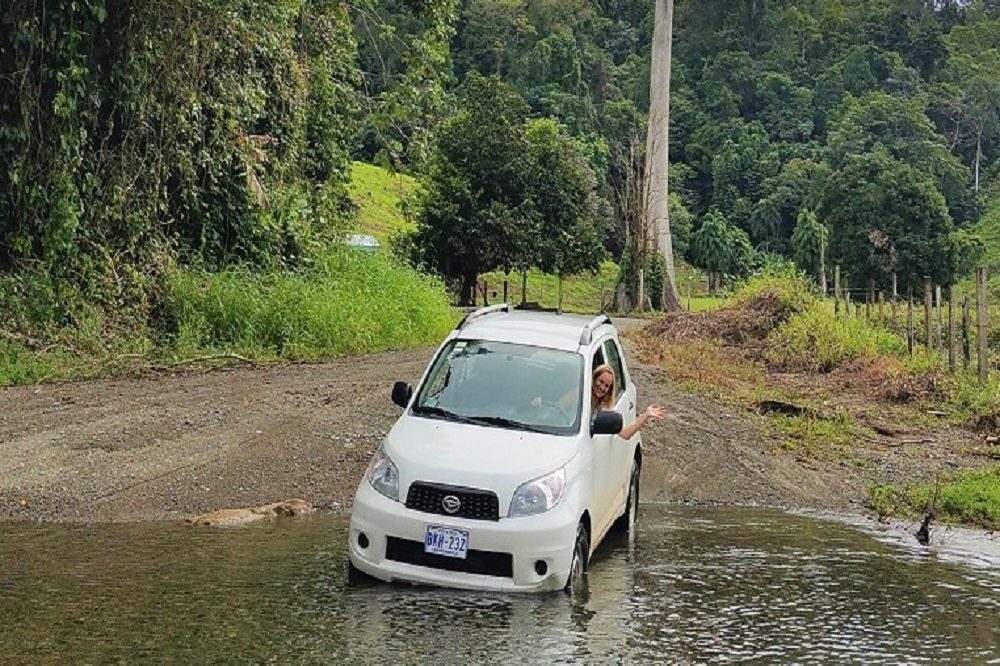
366 448 399 501
509 467 566 517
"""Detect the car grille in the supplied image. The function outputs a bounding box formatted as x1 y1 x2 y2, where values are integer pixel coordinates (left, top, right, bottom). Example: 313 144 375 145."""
385 537 513 578
405 481 500 521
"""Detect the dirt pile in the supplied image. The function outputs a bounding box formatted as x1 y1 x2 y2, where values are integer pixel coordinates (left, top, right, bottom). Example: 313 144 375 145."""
649 290 800 347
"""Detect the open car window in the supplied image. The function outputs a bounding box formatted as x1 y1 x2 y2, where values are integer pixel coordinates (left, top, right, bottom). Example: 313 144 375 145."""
413 339 584 435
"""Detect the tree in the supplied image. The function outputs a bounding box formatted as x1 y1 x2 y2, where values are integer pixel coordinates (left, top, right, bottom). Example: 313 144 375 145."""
643 0 683 311
942 17 1000 192
412 75 606 305
412 75 533 304
454 0 533 77
527 118 608 310
691 209 753 292
821 150 956 292
790 210 828 293
826 91 974 222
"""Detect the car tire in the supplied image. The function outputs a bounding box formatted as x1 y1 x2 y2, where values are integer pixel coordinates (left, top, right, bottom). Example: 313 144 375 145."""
613 460 640 536
347 559 373 586
563 522 589 595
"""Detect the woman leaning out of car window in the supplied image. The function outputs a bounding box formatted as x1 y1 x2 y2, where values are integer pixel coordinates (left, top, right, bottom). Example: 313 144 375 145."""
590 364 666 440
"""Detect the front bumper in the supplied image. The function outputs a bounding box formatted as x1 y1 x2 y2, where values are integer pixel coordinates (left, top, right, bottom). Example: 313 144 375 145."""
348 480 580 592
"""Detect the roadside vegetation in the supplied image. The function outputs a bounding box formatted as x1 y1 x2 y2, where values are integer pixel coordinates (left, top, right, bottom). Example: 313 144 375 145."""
0 248 455 387
0 159 455 387
633 266 1000 529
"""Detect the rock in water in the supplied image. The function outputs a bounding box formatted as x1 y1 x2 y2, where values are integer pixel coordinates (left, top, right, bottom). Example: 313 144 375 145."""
188 499 315 526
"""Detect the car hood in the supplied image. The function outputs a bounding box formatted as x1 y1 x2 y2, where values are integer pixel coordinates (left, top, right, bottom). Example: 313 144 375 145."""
384 414 578 501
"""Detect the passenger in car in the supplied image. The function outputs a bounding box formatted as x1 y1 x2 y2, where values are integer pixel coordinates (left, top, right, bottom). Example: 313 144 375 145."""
591 364 666 440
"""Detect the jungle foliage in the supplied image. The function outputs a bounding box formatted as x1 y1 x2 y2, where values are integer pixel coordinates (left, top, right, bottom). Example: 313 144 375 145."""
1 0 363 336
5 0 1000 342
433 0 1000 295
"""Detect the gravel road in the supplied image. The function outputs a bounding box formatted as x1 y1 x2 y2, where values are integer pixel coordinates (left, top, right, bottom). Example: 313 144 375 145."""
0 320 865 523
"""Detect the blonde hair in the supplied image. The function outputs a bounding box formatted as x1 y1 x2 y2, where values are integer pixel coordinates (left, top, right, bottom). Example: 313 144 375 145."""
592 364 615 410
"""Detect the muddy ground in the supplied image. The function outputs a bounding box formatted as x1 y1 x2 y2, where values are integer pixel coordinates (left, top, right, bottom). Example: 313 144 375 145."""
0 319 970 523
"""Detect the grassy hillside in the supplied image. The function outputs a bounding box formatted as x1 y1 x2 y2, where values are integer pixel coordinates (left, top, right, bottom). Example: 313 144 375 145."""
347 161 722 314
347 161 416 247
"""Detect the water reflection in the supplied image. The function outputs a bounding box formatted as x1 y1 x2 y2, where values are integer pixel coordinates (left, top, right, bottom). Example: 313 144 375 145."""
1 508 997 664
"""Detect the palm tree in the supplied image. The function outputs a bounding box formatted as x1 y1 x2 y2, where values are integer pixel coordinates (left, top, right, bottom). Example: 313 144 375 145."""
791 209 828 294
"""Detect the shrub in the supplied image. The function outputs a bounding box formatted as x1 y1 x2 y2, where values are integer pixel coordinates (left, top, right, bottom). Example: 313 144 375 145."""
766 304 908 371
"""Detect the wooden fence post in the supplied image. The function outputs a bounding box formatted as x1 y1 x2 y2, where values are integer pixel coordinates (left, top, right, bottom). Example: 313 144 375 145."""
977 266 988 384
867 280 874 320
907 290 914 357
948 285 956 372
936 284 943 354
845 290 851 318
924 276 933 351
834 265 841 317
891 273 898 326
878 291 884 322
963 293 971 370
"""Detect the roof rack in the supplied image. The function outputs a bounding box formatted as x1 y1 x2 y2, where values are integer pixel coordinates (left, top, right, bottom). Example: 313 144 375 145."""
579 314 612 345
454 302 512 331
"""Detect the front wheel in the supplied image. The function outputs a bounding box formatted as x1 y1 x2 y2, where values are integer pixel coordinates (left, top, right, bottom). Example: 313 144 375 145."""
613 460 640 536
563 522 589 596
346 559 374 586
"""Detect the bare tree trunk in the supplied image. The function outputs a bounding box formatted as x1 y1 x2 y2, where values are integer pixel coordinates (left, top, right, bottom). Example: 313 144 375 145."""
461 271 477 306
644 0 682 311
975 127 982 192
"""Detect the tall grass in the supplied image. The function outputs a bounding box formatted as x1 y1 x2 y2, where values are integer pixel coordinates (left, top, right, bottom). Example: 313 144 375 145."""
731 267 817 316
766 304 909 371
163 249 456 360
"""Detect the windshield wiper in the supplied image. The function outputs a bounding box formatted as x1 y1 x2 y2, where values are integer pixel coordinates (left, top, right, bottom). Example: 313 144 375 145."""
463 415 547 433
411 405 476 424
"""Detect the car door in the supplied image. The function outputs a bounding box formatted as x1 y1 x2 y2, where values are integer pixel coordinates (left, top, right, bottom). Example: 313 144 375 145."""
602 337 636 519
590 337 622 541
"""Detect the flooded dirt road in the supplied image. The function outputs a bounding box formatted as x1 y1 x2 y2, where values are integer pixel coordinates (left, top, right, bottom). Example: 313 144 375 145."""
3 506 998 664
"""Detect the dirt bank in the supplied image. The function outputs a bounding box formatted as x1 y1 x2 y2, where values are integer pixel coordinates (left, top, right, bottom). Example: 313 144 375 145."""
0 320 905 523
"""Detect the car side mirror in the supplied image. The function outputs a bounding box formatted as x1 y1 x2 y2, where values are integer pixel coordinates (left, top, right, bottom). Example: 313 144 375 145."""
591 410 623 436
391 381 412 408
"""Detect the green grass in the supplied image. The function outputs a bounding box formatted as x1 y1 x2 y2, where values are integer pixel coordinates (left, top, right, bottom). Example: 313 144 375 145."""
163 249 456 360
478 263 620 314
0 249 457 387
761 407 869 454
687 295 728 312
870 466 1000 530
0 341 73 385
765 303 909 371
347 161 416 247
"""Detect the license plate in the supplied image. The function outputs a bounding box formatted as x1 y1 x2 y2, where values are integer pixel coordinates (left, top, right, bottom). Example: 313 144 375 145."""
424 525 469 559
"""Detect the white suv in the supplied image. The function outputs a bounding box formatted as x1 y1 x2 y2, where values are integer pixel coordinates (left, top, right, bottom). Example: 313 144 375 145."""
347 304 641 593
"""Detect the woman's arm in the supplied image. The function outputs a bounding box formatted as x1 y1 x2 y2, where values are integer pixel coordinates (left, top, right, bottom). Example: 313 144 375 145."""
619 404 667 440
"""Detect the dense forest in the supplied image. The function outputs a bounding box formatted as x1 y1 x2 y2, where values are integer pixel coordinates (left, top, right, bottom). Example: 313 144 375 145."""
2 1 1000 334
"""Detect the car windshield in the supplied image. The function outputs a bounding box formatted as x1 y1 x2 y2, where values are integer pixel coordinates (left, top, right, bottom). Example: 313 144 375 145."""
412 339 583 435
